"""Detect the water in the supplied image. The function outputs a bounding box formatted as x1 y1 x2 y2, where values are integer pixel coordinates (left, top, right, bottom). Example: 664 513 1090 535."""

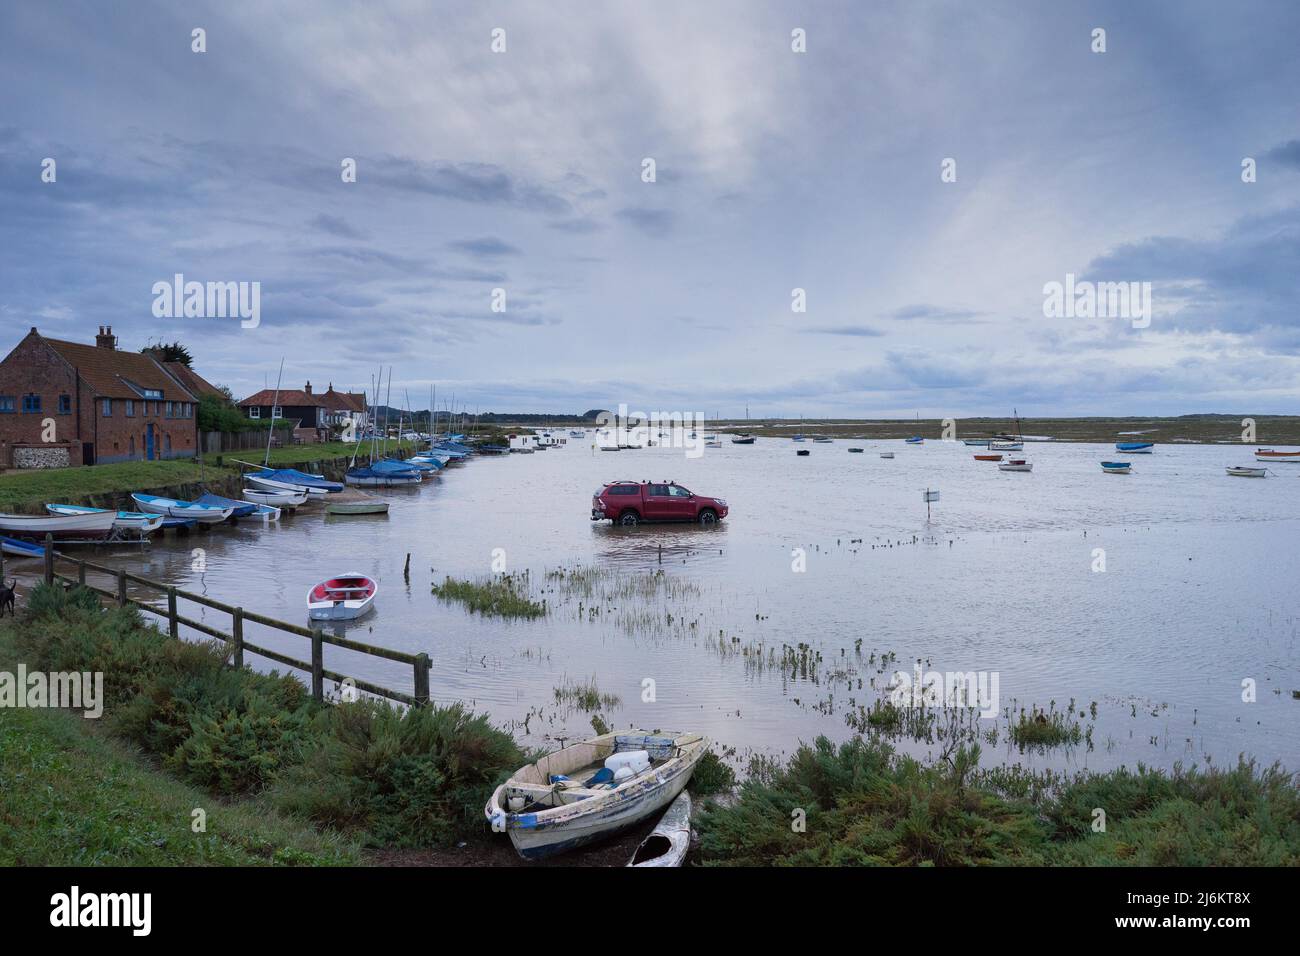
80 438 1299 774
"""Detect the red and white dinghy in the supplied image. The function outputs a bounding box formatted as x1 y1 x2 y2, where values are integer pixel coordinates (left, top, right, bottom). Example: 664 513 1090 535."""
0 510 117 541
306 573 378 621
1255 448 1300 463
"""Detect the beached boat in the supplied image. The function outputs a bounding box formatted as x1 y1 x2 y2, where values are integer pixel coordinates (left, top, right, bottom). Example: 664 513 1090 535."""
245 474 327 496
44 504 165 535
1227 466 1268 477
989 440 1023 451
1 536 45 558
1254 449 1300 463
973 454 1003 462
629 791 692 868
0 510 118 541
130 494 234 523
1115 442 1154 453
306 573 377 621
486 730 708 860
326 500 390 515
245 468 344 493
998 459 1033 472
242 488 308 507
1101 461 1132 474
345 465 421 487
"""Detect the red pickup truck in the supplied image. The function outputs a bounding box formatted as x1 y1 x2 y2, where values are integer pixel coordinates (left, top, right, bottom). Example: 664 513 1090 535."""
591 480 729 526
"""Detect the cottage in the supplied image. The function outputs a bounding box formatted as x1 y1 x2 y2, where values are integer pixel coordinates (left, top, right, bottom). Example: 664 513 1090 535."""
0 326 201 468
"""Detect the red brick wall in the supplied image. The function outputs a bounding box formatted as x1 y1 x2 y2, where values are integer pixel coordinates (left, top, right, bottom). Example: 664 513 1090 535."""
0 334 83 466
95 395 198 464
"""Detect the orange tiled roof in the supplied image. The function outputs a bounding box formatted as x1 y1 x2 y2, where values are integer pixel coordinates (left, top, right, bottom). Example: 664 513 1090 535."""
44 337 197 401
237 388 327 408
163 362 225 401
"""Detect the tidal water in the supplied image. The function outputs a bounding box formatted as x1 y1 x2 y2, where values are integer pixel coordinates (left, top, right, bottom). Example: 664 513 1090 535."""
71 437 1299 774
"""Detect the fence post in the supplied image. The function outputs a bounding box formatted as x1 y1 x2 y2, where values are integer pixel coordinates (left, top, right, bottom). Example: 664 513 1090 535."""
44 534 54 585
414 652 431 707
167 587 179 639
311 627 324 702
231 607 244 668
78 559 86 587
117 570 127 607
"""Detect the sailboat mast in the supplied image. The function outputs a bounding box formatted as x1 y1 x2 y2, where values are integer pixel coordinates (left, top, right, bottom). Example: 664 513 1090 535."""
262 357 284 467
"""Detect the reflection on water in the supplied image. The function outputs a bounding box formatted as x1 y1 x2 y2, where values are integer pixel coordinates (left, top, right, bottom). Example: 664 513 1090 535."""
68 438 1299 772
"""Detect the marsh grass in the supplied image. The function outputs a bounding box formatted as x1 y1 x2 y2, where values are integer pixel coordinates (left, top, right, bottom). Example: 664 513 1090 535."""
553 674 621 712
432 573 546 618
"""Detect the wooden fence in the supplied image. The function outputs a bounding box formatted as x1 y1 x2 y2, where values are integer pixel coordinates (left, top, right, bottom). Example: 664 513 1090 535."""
26 535 430 708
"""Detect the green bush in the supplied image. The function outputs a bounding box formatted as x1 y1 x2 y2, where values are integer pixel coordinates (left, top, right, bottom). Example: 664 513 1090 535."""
273 699 524 846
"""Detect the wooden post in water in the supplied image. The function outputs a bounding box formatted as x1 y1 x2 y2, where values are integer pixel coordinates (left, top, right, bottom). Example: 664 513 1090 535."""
117 570 127 607
44 534 54 585
231 607 244 668
167 587 179 639
414 652 431 707
404 553 411 581
311 627 324 701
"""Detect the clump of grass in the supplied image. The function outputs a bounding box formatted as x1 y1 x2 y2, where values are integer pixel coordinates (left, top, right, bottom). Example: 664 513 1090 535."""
553 674 620 712
689 749 737 796
432 574 546 619
1010 706 1084 750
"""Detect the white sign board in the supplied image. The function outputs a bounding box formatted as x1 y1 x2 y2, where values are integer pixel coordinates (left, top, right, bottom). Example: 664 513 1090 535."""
923 490 940 502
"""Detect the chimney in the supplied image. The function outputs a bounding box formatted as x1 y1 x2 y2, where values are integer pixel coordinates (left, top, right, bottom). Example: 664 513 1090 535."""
96 326 117 349
304 381 312 394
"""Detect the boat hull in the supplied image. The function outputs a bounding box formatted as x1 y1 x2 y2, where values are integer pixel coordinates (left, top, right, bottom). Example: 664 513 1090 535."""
1254 450 1300 463
0 511 117 541
306 574 377 621
130 494 233 523
629 791 691 867
1227 467 1267 477
1 536 46 558
242 488 307 507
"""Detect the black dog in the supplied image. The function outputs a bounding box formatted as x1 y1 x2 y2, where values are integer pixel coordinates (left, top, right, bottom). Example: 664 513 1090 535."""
0 579 15 617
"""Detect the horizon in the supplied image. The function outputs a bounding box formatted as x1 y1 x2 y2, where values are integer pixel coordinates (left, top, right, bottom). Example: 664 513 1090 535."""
3 1 1298 416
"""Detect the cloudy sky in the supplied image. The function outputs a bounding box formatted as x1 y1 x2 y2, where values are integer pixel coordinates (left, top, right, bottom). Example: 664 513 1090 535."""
2 0 1298 417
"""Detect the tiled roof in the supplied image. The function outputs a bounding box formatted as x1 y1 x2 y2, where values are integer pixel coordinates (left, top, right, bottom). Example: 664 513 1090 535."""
163 362 225 401
322 387 367 412
237 388 327 408
44 337 197 401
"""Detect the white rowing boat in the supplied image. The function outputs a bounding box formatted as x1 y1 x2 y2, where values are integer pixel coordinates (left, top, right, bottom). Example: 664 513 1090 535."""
1226 466 1267 478
306 573 377 621
242 487 308 507
998 459 1033 472
628 791 692 867
130 494 233 523
0 510 118 541
487 730 708 860
44 503 165 534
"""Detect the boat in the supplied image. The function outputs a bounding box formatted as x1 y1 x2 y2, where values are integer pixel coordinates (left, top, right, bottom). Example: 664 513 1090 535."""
569 430 585 438
989 440 1023 451
847 447 864 453
243 503 281 521
159 517 198 530
880 452 894 459
194 492 258 518
704 438 722 448
244 468 344 493
731 435 756 445
973 454 1003 462
344 465 422 487
963 439 991 446
306 573 377 621
486 730 708 860
1101 461 1132 474
129 494 234 523
1 536 45 558
326 500 391 515
998 459 1033 472
628 791 692 868
905 436 924 444
796 449 810 456
812 436 833 443
245 474 329 496
242 487 307 507
401 457 442 472
1227 466 1268 477
1115 442 1155 453
44 504 165 535
0 510 117 541
1254 449 1300 463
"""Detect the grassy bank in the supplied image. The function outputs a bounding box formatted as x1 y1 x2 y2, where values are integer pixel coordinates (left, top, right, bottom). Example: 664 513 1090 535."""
696 736 1300 866
3 584 524 856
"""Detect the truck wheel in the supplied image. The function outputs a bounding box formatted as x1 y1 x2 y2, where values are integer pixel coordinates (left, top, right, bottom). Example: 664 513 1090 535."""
698 509 718 525
618 510 640 526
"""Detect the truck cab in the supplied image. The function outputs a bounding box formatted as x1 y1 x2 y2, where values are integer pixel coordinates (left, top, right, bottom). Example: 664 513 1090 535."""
591 480 729 526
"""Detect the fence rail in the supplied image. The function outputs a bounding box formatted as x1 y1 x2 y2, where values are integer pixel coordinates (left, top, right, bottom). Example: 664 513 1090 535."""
30 534 430 708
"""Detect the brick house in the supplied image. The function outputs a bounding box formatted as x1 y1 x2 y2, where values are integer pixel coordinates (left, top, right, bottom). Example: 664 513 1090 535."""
237 382 329 443
0 326 201 468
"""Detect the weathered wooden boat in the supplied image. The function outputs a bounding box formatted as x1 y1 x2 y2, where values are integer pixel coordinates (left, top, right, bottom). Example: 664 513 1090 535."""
973 454 1003 462
0 510 117 541
1255 448 1300 463
1101 461 1132 474
486 730 708 860
306 573 377 621
1227 466 1268 477
1 536 45 558
1115 442 1154 453
629 791 692 868
45 504 165 535
242 487 308 507
130 494 233 523
998 459 1033 472
326 500 390 515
